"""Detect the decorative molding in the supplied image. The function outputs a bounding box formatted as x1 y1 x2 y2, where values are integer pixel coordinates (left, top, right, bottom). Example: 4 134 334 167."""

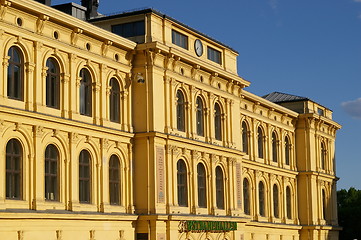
0 0 11 20
36 14 49 34
101 40 112 56
71 28 83 45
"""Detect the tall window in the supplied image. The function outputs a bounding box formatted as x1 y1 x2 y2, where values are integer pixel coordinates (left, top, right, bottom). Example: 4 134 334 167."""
257 127 264 158
259 181 265 217
286 186 292 219
172 30 188 49
214 103 222 141
6 139 22 199
109 78 121 123
321 142 326 170
176 90 185 132
207 47 222 64
7 46 23 100
272 132 278 162
285 136 291 165
177 160 188 206
109 155 121 205
242 122 249 154
322 189 327 220
196 97 204 136
79 150 91 203
45 144 59 201
216 166 224 209
243 178 250 215
46 58 60 109
273 184 279 218
79 68 92 116
197 163 207 208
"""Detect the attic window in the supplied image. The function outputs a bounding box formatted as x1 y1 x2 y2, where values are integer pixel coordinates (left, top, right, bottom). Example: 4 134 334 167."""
317 108 324 116
111 21 145 38
172 30 188 50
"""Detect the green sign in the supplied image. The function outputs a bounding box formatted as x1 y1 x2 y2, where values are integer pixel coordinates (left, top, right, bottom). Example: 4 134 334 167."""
178 220 237 233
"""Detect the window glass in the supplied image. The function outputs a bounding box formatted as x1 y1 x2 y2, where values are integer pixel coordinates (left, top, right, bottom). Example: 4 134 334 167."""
197 163 207 208
207 47 222 64
259 182 265 216
258 127 264 158
111 21 145 38
273 184 279 218
109 78 121 123
272 132 278 162
176 90 185 132
7 46 23 100
79 150 91 203
285 137 290 165
6 139 22 199
109 155 121 205
177 160 188 206
196 97 204 136
46 58 60 109
45 144 59 201
321 142 326 170
172 30 188 49
242 122 248 154
286 186 292 219
79 68 92 116
214 103 222 141
216 166 224 209
243 178 250 215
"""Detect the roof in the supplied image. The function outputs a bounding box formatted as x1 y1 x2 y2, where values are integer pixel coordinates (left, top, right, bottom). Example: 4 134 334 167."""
89 8 238 54
262 92 309 103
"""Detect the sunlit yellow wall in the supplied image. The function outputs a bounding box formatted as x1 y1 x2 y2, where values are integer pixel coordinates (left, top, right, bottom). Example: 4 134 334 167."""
0 1 341 240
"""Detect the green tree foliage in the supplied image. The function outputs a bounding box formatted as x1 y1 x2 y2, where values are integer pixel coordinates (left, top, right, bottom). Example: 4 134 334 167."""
337 188 361 240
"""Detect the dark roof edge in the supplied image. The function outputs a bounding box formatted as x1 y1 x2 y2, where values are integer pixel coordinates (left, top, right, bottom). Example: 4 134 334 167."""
89 8 239 54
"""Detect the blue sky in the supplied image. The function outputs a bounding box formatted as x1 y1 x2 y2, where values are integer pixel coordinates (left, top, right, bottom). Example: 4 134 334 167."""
52 0 361 190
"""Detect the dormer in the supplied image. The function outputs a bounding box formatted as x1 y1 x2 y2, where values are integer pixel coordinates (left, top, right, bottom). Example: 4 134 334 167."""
89 8 240 75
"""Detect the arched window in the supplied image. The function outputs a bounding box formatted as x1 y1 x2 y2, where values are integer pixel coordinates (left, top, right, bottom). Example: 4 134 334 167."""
177 159 187 206
79 68 92 116
285 136 290 165
6 139 22 199
197 163 207 208
286 186 292 219
216 166 224 209
79 150 91 203
242 122 249 154
273 184 279 218
109 155 121 205
196 97 204 136
272 132 278 162
243 178 250 215
109 78 121 123
322 189 327 220
214 103 222 141
45 144 59 201
176 90 185 132
46 58 60 109
7 46 23 100
257 127 264 158
259 181 265 217
321 142 326 170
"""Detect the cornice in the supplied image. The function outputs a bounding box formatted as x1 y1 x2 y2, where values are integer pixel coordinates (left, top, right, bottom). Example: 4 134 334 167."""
9 0 136 50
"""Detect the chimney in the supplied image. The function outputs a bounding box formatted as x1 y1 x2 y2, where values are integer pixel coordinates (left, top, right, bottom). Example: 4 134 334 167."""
35 0 51 6
81 0 99 19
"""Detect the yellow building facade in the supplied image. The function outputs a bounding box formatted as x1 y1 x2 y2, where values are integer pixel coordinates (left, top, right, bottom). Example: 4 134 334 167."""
0 0 341 239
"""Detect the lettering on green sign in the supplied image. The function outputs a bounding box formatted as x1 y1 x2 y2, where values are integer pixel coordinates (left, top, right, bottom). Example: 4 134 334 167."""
178 220 237 233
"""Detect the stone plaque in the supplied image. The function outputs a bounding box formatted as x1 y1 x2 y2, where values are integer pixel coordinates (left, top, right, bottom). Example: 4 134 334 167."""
156 146 165 203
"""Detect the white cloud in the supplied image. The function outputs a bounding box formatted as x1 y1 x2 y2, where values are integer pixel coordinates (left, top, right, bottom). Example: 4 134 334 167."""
354 0 361 2
341 98 361 119
269 0 278 10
